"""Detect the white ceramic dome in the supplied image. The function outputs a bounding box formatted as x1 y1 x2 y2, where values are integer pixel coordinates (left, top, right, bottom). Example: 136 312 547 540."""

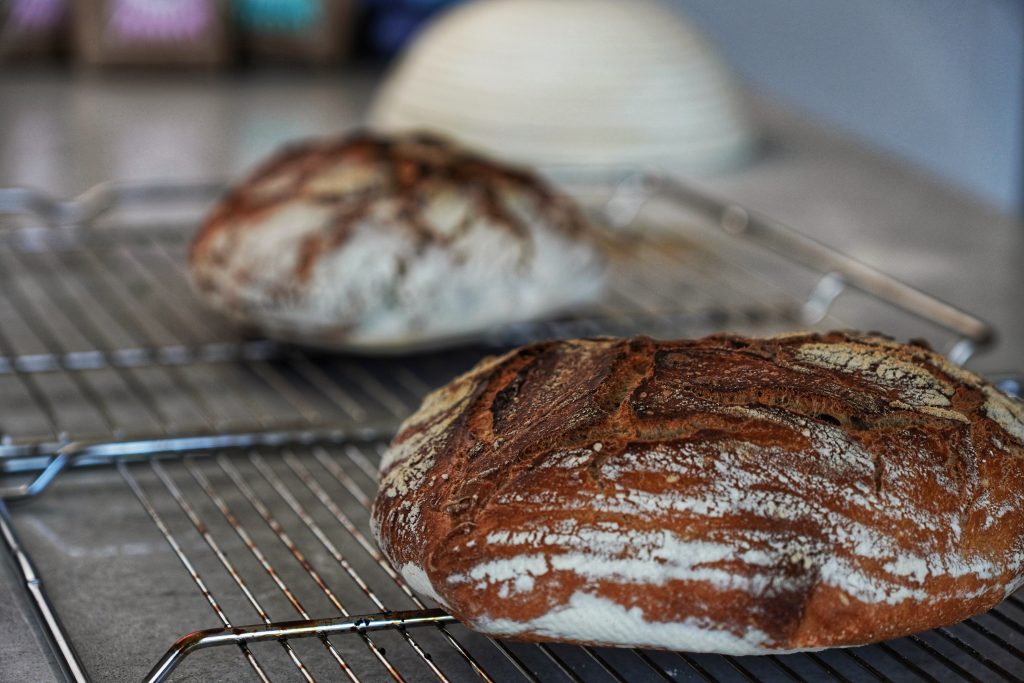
369 0 755 173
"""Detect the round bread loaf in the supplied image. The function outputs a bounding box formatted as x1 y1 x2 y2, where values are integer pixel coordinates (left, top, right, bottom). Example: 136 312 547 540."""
189 131 604 349
371 332 1024 653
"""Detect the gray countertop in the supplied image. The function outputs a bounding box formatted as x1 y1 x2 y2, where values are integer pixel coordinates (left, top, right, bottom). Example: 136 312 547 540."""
0 69 1021 682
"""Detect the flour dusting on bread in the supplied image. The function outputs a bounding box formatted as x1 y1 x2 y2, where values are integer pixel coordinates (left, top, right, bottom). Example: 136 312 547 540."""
190 131 605 348
372 332 1024 652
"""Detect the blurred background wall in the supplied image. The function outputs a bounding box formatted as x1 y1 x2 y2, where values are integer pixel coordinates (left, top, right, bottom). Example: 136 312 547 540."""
1 0 1022 214
674 0 1024 214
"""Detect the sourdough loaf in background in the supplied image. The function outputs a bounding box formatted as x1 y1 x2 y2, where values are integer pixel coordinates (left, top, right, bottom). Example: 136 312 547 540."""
371 331 1024 653
190 131 605 349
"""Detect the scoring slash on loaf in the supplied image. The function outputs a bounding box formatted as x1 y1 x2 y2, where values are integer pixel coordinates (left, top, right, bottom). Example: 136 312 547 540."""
371 331 1024 653
189 131 605 350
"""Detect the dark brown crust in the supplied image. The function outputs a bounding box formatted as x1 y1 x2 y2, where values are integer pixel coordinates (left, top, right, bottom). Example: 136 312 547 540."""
372 332 1024 651
190 130 589 273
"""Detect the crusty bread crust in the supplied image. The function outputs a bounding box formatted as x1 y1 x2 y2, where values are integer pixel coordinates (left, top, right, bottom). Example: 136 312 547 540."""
372 332 1024 653
191 131 589 262
189 131 604 347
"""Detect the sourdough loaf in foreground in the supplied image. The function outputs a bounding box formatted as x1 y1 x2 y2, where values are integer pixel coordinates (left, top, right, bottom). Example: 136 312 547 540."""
189 131 604 349
371 332 1024 653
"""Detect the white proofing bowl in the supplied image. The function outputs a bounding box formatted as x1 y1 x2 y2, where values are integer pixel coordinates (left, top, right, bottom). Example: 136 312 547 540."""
369 0 755 173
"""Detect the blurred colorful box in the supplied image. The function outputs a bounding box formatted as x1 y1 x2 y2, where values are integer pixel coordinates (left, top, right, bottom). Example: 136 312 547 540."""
74 0 232 67
235 0 357 64
0 0 69 60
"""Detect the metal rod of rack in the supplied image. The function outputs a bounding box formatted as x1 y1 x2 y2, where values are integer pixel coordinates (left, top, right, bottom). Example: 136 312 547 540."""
646 175 994 364
242 451 455 681
0 501 89 683
0 429 395 501
119 461 274 682
144 609 456 683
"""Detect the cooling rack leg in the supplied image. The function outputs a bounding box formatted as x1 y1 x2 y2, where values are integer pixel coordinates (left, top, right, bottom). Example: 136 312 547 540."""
143 609 457 683
142 630 207 683
0 501 90 682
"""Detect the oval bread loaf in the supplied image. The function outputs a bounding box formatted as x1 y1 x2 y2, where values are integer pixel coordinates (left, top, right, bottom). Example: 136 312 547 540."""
189 131 605 349
371 332 1024 653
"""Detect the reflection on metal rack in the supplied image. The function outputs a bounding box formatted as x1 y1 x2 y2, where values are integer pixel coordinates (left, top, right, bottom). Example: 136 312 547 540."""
0 178 1015 683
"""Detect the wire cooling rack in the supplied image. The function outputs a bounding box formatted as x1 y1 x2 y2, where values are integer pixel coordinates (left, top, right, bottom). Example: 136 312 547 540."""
1 174 1019 683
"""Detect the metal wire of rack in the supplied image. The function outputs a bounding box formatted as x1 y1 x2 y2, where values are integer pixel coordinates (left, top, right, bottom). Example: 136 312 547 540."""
1 175 1019 683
